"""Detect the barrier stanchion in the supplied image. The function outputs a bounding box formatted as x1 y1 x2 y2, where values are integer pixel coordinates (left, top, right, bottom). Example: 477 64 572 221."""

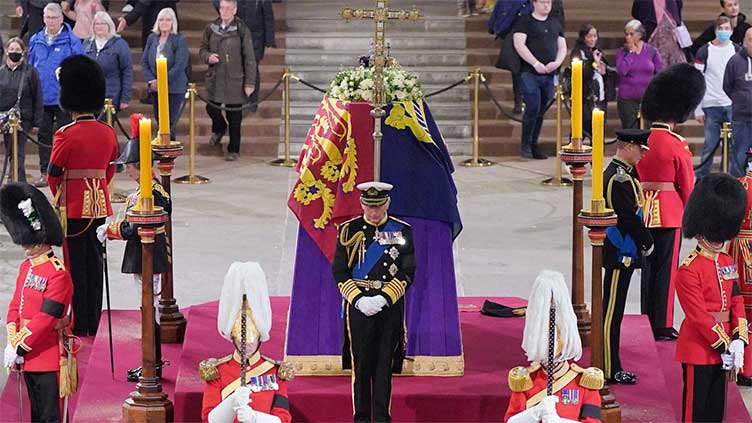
105 99 127 203
542 83 572 187
461 68 494 167
722 122 731 174
271 68 298 167
638 110 644 130
175 83 210 184
9 113 19 182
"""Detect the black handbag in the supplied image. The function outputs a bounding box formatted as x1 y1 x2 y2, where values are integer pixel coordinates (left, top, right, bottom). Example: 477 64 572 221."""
495 37 522 74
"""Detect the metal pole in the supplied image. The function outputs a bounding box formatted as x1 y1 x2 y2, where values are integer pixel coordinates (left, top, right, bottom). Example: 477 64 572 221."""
723 122 731 174
174 84 209 184
461 69 494 167
271 69 297 167
105 99 127 203
542 84 572 186
9 114 19 182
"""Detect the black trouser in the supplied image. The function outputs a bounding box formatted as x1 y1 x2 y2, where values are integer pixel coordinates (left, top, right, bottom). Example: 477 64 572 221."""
68 217 105 337
346 299 402 423
24 371 60 423
206 103 243 154
23 4 44 40
603 267 634 379
617 98 642 130
38 106 70 175
682 363 727 422
3 120 31 183
641 228 681 331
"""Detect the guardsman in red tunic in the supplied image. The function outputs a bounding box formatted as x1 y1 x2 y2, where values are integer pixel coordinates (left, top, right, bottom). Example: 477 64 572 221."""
504 271 603 423
2 182 74 423
636 63 704 341
730 148 752 386
200 262 293 423
46 55 118 337
676 173 748 422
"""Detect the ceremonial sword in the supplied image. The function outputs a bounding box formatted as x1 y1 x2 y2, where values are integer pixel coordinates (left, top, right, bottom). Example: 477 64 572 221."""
547 293 555 396
16 362 22 422
240 294 248 388
103 240 115 379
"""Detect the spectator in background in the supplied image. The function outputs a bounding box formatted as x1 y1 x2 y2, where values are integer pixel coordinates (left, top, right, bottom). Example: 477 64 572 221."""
201 0 256 162
117 0 177 49
691 0 750 57
693 16 739 180
84 11 133 111
513 0 567 160
140 7 188 141
615 19 663 129
62 0 105 40
236 0 276 113
28 2 83 187
15 0 50 39
0 37 43 183
631 0 682 40
723 27 752 177
570 23 607 141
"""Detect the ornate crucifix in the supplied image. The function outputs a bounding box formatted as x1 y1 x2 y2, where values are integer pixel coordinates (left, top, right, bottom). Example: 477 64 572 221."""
341 1 421 181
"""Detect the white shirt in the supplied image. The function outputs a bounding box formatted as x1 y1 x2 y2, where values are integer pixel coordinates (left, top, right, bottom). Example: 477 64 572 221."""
695 41 737 116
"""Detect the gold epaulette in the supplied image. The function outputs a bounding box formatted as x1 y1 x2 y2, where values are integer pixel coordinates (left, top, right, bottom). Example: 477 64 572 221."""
389 216 411 226
614 167 630 183
57 121 76 133
50 256 66 271
508 365 536 392
571 363 604 390
152 181 170 199
681 250 699 267
262 355 296 381
199 354 233 381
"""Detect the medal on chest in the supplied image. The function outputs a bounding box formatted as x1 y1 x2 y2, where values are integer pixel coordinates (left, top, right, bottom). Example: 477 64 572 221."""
374 230 405 246
561 388 580 405
720 264 739 280
247 374 279 393
24 269 48 291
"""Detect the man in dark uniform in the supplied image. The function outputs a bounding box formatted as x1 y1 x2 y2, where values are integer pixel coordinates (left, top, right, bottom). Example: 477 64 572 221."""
97 134 171 381
676 173 748 422
117 0 178 49
3 182 73 423
238 0 275 112
637 64 704 341
333 182 415 423
603 129 654 385
47 55 118 337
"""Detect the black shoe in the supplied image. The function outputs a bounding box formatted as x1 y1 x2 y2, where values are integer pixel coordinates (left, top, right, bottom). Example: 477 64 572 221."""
654 327 679 341
513 102 523 115
608 370 637 385
127 360 169 382
521 148 534 159
738 375 752 386
531 146 548 160
209 132 224 147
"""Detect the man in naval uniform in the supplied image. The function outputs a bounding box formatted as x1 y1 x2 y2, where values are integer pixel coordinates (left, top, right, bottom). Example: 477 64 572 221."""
200 262 293 423
602 128 654 385
504 270 603 423
3 182 73 422
333 182 416 423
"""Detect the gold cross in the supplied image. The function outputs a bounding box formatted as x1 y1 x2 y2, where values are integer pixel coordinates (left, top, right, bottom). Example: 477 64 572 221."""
341 1 422 181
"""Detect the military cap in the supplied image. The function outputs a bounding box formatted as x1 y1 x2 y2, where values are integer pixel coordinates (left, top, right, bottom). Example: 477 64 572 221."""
357 181 393 207
615 129 650 150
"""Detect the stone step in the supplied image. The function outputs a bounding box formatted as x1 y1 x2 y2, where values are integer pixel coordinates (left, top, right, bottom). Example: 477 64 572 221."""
285 17 466 33
286 49 467 67
286 33 466 50
129 47 286 70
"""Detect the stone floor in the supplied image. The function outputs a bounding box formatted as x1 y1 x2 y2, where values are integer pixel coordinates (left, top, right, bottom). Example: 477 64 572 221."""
0 152 749 418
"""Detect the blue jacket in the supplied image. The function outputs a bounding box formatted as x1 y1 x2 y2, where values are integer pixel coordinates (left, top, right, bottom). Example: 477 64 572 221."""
28 23 84 106
140 33 189 95
84 37 134 107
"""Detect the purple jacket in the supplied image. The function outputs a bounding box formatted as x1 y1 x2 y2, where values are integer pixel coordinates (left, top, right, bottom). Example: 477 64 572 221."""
723 49 752 121
616 44 664 101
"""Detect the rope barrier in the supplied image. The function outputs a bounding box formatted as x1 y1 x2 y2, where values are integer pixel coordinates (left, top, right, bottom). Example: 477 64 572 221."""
295 77 328 94
110 112 131 139
19 128 52 148
425 76 471 99
195 76 286 112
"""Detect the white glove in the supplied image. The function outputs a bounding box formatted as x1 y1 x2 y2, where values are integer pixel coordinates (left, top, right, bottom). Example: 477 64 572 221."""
730 339 745 371
508 395 559 423
355 297 382 316
235 405 257 423
642 244 654 256
722 352 734 370
232 386 252 408
537 395 559 419
4 344 17 368
96 223 108 244
372 295 387 309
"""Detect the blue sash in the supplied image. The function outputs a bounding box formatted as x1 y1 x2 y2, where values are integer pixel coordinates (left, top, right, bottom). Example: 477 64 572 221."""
606 209 643 267
352 219 404 280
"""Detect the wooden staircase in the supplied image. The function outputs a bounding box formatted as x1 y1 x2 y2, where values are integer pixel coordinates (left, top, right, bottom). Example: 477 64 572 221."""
469 0 722 156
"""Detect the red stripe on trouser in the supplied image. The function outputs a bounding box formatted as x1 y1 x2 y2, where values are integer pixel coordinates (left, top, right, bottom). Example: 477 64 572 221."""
666 229 681 328
684 364 694 423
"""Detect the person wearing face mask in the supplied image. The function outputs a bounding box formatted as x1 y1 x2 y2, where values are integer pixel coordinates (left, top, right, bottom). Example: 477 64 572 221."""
694 16 741 180
691 0 751 57
200 262 293 423
723 27 752 177
0 37 43 183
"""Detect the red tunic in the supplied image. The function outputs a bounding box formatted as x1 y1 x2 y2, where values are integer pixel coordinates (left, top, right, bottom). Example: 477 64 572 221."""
201 352 292 423
635 123 695 229
47 115 118 220
504 362 602 423
675 245 748 365
5 251 73 372
731 172 752 302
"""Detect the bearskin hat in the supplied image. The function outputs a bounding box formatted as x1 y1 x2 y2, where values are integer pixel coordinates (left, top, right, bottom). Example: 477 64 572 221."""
683 173 746 243
640 63 705 124
0 183 63 246
58 55 105 114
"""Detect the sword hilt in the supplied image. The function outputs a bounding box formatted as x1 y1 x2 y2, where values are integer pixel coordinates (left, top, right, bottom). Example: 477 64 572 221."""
240 294 248 388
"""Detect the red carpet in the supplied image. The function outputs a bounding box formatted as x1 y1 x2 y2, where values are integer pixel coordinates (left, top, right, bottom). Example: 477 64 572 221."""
3 297 749 422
